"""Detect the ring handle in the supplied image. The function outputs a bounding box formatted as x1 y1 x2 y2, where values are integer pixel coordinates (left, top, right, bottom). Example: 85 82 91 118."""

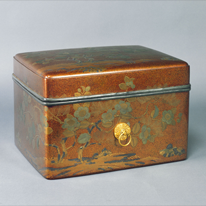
114 123 132 147
118 132 132 147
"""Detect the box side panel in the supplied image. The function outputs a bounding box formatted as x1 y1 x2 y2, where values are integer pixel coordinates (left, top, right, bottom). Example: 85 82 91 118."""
42 83 189 179
14 82 48 178
13 58 45 97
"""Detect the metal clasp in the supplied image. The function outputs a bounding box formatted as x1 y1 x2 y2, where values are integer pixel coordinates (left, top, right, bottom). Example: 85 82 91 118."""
114 123 132 147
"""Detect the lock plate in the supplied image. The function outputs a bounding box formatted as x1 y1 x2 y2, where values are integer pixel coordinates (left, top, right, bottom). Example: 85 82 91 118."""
114 123 131 139
114 123 132 146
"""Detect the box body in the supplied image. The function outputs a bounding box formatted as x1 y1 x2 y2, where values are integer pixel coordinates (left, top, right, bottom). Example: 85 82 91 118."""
13 46 190 179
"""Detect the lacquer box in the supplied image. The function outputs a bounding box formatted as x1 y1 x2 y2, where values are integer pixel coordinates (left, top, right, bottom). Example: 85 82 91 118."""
13 46 191 179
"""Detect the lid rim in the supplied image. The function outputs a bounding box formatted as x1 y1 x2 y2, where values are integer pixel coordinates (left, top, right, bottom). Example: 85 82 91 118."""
12 74 191 106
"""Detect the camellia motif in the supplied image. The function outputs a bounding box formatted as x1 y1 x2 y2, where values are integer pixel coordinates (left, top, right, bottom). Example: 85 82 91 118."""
62 115 80 131
102 109 117 123
115 101 132 114
74 106 91 121
162 110 174 125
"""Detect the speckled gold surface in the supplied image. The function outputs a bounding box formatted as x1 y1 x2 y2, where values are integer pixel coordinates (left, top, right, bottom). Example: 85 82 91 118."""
13 46 190 179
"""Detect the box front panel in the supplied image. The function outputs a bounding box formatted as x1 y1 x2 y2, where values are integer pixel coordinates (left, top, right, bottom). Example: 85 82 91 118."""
14 80 189 179
43 84 189 179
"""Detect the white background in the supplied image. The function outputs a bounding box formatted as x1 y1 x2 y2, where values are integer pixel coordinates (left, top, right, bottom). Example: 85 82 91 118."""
0 1 206 205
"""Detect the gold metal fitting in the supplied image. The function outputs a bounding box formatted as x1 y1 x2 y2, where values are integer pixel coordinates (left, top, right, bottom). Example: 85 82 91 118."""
114 123 132 147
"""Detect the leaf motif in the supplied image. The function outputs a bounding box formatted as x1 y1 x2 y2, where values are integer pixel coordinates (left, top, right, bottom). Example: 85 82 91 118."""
161 93 179 106
48 105 70 118
102 121 113 128
62 105 71 116
85 86 91 92
124 76 130 83
73 104 81 111
162 121 167 131
132 122 140 134
90 99 119 117
63 130 75 137
159 150 165 156
67 114 73 119
119 119 128 123
80 120 90 129
137 96 151 104
77 88 81 93
171 108 177 115
83 102 90 108
127 97 136 102
121 113 132 120
84 91 92 96
131 136 138 147
60 94 67 98
130 83 135 89
151 110 155 118
130 78 135 81
178 113 182 118
119 83 127 90
81 86 86 93
153 105 159 118
78 133 91 144
74 92 81 97
44 127 53 135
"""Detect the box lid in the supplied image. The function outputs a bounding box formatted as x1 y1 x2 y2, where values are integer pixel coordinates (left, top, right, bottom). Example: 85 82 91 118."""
13 45 190 105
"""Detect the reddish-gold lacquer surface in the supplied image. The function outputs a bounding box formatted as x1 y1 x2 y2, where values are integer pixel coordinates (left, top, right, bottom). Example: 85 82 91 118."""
13 46 190 179
14 46 189 98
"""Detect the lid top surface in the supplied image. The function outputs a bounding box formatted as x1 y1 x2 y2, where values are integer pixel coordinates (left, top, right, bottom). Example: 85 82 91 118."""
14 45 187 78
